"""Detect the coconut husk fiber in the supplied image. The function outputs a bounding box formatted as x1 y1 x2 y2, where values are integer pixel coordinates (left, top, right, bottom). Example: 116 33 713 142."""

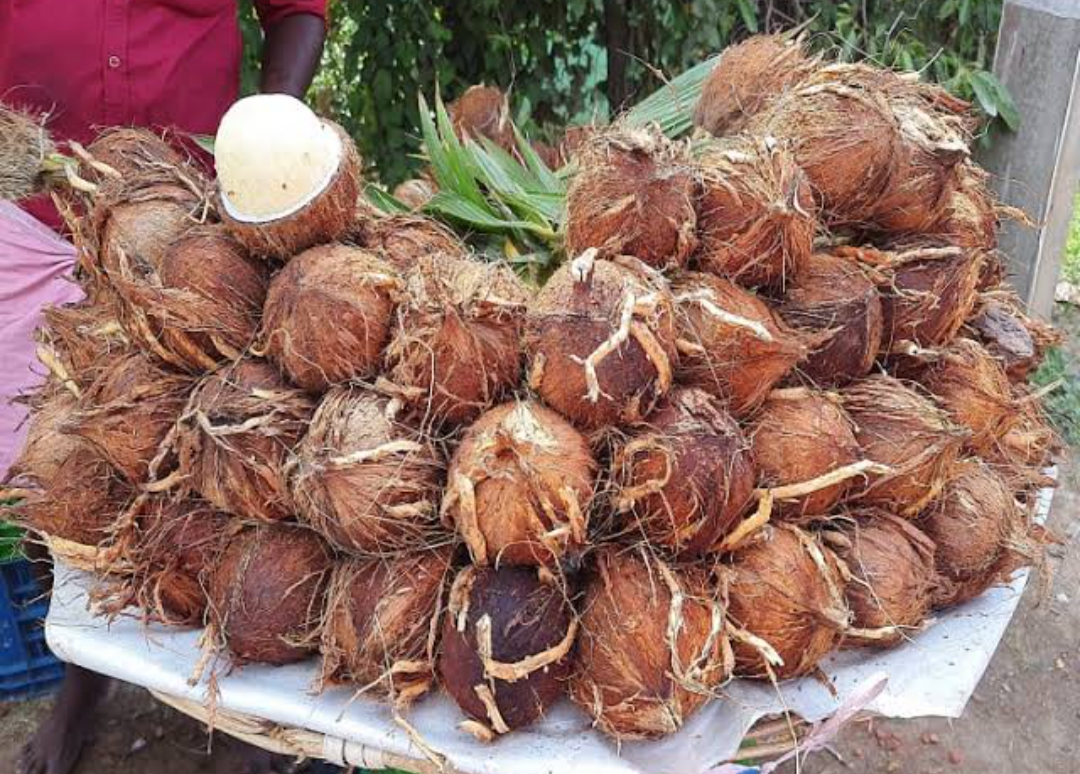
525 254 677 431
63 351 192 485
172 358 314 522
612 387 754 557
726 523 849 680
321 547 453 706
105 225 269 372
442 400 595 567
564 127 698 271
982 392 1059 494
82 127 189 186
291 386 447 556
448 85 516 153
778 250 884 387
750 388 861 520
694 135 817 289
359 214 468 273
0 103 55 200
693 34 818 136
968 288 1062 381
260 243 401 392
438 565 576 739
671 270 805 417
208 523 332 666
842 375 967 516
569 546 731 740
392 178 437 210
4 386 80 490
38 299 130 392
927 162 1000 252
386 254 530 429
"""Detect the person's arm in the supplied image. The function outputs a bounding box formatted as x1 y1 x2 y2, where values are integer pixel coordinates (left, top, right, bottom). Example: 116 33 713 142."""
254 2 327 98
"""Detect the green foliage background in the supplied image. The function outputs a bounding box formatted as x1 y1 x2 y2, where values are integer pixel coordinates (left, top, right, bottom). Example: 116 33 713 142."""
238 0 1013 186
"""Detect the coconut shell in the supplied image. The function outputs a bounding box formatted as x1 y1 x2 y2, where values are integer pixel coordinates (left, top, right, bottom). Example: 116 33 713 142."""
843 375 966 516
612 388 754 556
4 387 81 489
438 566 575 738
694 136 816 289
208 523 332 665
525 256 677 430
565 128 698 271
778 251 883 386
321 548 453 705
443 401 595 567
360 214 468 272
448 85 516 152
570 547 730 740
63 351 192 484
751 389 861 520
693 34 817 136
965 300 1038 380
671 271 805 417
292 387 446 555
727 524 849 680
220 122 362 260
173 358 314 522
387 255 529 428
260 243 400 392
829 510 936 648
392 178 437 210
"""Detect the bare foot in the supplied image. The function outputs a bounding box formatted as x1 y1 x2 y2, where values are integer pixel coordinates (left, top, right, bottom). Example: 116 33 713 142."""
229 740 298 774
18 666 111 774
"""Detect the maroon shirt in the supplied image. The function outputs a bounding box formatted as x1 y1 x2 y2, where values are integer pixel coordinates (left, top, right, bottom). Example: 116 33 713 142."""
0 0 326 229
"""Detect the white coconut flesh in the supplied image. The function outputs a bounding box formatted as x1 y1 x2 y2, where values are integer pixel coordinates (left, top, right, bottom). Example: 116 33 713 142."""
215 94 343 223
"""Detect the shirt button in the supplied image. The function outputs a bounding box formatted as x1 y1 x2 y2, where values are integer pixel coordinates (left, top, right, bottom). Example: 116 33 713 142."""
108 56 122 69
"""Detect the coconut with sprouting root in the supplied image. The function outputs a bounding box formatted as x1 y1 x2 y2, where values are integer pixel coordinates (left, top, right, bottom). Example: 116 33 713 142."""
392 178 437 210
612 387 754 557
726 523 849 680
359 213 468 273
208 523 332 665
260 243 400 392
172 358 314 522
37 300 129 391
564 127 698 271
321 547 453 705
0 103 57 200
215 94 362 259
525 254 677 431
448 85 516 152
63 351 192 485
693 34 818 136
919 460 1044 608
825 510 937 648
291 387 446 555
386 254 529 428
670 271 805 417
125 498 235 627
3 387 81 490
778 251 883 386
438 565 576 740
442 401 595 567
570 546 730 740
750 388 862 520
842 375 966 516
694 135 816 289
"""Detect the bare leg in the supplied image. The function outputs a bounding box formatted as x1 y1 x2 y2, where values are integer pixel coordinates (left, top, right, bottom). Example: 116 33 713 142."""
18 664 110 774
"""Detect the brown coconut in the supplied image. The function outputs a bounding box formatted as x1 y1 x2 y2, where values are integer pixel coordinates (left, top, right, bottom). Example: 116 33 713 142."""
39 300 129 389
727 524 849 680
291 387 446 555
983 393 1059 494
750 389 861 520
570 547 731 740
843 375 967 516
965 300 1039 380
386 255 529 427
928 162 1000 252
360 214 468 273
4 387 81 489
392 178 437 210
0 103 55 200
438 565 576 739
827 510 937 648
671 271 805 417
525 255 677 430
612 388 754 556
442 401 595 567
220 122 362 260
208 524 332 665
63 351 192 484
694 135 817 289
83 127 186 183
693 34 818 136
565 128 698 271
260 243 400 392
448 85 516 152
778 251 883 386
173 358 314 522
321 548 453 705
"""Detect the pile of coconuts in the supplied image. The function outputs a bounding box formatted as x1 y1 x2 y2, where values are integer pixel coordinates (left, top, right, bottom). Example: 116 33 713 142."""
2 35 1063 748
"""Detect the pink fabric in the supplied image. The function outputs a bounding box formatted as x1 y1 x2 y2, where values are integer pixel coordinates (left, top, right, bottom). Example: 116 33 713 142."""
0 201 82 479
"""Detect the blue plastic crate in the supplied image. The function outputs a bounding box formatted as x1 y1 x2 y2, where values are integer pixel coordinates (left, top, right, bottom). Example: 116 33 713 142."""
0 558 64 701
